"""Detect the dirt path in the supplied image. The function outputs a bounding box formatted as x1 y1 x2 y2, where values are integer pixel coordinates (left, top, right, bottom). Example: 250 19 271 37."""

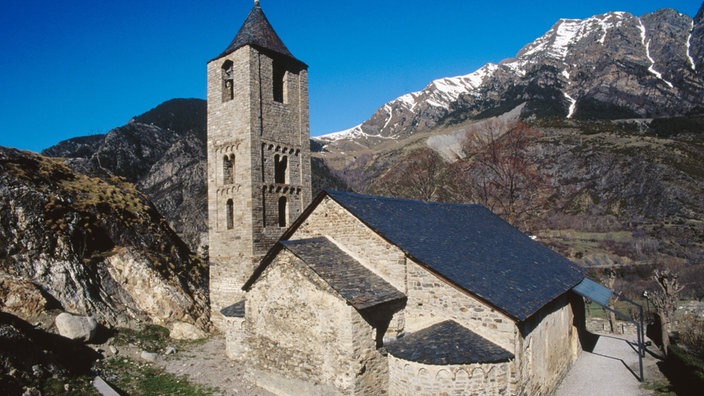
154 335 275 396
150 331 665 395
555 332 665 396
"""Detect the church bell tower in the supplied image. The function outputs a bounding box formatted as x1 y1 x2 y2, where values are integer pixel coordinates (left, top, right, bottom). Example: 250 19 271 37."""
207 1 311 329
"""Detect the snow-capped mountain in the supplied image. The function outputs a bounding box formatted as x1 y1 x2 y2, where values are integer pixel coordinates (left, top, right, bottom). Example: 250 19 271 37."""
318 6 704 146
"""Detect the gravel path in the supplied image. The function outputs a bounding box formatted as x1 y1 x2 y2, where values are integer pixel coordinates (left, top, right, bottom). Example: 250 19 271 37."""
154 335 274 396
555 332 663 396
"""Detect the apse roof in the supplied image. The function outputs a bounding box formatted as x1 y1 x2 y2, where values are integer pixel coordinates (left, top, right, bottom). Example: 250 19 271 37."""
385 320 514 364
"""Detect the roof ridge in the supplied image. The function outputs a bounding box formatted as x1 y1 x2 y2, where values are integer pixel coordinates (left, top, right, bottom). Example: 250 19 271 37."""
324 189 486 209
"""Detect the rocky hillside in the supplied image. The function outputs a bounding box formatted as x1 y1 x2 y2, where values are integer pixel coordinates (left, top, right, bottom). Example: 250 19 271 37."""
0 147 209 329
318 7 704 149
42 99 208 251
43 98 347 250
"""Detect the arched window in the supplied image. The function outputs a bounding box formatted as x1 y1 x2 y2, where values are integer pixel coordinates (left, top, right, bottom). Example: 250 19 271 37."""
226 199 234 230
223 155 234 184
222 60 234 102
272 61 285 103
278 196 288 227
274 154 287 184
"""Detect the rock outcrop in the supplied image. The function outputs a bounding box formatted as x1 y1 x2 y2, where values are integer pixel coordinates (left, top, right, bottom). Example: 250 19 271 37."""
41 99 209 251
0 147 208 329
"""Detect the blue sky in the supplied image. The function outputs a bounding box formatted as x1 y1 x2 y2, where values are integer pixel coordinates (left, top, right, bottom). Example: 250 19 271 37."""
1 0 701 152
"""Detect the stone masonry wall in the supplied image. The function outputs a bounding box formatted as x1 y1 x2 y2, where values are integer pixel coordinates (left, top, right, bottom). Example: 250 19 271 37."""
388 355 512 396
294 197 408 292
404 260 516 351
243 251 385 395
293 196 518 349
514 295 581 396
207 47 256 329
207 44 311 330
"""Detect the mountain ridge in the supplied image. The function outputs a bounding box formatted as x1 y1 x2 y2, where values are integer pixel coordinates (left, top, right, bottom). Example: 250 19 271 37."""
318 7 704 150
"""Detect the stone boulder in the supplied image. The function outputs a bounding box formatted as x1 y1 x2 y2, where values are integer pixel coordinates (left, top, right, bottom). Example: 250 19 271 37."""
169 321 207 340
55 313 98 342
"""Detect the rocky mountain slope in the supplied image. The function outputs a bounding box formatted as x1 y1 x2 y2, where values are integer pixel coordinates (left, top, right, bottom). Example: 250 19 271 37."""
310 6 704 296
43 99 208 251
318 7 704 149
43 99 348 250
0 147 209 329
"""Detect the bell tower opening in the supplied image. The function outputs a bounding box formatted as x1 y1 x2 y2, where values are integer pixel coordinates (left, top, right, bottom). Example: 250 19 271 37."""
278 196 288 227
222 60 234 102
272 61 286 103
274 153 288 184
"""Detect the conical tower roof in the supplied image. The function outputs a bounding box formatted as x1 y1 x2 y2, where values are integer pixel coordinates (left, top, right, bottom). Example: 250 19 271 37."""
214 2 304 66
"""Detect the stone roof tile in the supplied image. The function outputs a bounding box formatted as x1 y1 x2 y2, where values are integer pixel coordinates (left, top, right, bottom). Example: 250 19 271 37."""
214 4 303 65
326 190 584 321
385 320 514 364
280 237 407 311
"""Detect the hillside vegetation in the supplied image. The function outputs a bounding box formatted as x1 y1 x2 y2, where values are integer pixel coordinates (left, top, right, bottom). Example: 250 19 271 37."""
0 147 209 328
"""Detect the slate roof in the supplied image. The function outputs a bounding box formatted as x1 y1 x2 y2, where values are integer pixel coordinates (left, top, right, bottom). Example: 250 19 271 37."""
280 237 406 311
220 300 245 318
214 4 305 66
325 190 584 321
385 320 514 365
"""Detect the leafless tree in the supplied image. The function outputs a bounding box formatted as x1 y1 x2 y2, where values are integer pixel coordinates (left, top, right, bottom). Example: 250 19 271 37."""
448 120 549 228
646 269 685 355
602 268 619 334
371 148 448 202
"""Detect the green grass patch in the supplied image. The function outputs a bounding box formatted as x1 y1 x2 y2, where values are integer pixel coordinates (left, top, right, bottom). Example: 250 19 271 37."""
640 379 677 395
95 356 221 396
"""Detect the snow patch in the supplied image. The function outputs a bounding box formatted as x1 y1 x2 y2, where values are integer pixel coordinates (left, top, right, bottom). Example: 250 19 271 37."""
564 92 577 118
687 20 697 71
639 20 674 89
382 104 394 130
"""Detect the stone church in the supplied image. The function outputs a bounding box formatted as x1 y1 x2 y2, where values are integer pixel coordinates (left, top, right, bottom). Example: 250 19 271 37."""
207 2 587 395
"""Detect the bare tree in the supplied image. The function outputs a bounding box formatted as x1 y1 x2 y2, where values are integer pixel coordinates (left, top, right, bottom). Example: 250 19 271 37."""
370 148 448 202
448 120 549 228
602 269 619 334
646 269 685 356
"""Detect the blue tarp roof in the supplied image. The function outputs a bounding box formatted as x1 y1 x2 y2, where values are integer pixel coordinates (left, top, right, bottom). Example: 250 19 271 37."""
326 190 585 321
572 278 613 307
